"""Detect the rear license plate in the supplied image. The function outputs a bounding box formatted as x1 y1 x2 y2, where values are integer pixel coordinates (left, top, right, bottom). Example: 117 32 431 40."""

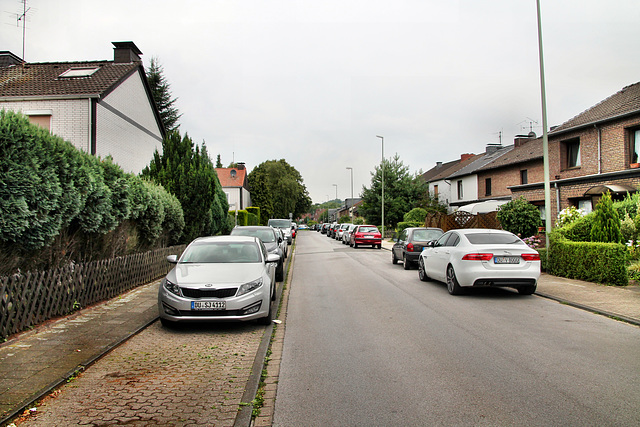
494 256 520 264
192 301 226 310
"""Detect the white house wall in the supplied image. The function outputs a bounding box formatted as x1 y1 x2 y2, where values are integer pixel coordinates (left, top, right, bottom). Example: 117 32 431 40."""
225 187 252 210
430 179 454 213
96 71 163 174
450 174 479 206
0 99 91 152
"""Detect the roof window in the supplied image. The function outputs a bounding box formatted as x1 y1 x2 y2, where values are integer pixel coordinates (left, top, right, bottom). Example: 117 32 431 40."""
58 67 100 78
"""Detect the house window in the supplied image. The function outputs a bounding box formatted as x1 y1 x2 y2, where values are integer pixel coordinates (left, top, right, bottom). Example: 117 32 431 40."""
520 169 528 185
563 138 581 169
457 180 463 199
485 178 491 196
630 128 640 165
58 67 100 78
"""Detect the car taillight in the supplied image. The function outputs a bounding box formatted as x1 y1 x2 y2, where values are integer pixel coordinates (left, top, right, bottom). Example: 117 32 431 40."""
521 253 540 261
462 253 493 261
407 243 415 252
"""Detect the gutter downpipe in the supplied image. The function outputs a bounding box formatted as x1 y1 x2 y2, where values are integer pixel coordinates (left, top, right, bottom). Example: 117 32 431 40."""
555 182 561 220
596 125 602 174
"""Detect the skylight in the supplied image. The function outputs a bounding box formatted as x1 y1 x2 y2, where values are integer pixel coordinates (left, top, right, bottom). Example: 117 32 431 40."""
58 67 100 78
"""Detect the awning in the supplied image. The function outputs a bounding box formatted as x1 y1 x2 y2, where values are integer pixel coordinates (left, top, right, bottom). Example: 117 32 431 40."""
457 199 509 214
583 184 637 196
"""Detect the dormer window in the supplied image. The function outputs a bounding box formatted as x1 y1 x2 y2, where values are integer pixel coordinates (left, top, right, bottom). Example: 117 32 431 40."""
58 67 100 78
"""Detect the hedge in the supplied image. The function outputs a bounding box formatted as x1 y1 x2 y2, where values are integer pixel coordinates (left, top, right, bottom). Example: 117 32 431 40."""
547 233 628 286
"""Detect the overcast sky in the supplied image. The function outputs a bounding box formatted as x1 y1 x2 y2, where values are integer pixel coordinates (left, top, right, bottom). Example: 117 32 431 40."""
4 0 640 204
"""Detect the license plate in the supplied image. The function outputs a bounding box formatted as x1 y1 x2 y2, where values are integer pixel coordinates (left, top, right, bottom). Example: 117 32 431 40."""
494 256 520 264
191 301 226 310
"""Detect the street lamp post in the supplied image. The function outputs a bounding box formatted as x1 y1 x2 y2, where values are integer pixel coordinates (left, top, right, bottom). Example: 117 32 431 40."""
376 135 384 239
332 184 338 222
346 167 354 219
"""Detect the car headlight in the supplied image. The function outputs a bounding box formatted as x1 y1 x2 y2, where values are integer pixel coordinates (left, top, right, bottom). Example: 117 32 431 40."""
237 278 263 296
163 278 182 297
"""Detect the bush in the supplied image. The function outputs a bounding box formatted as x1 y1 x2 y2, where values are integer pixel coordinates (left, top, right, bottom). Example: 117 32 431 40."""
496 197 542 237
555 213 595 242
246 207 261 224
403 208 427 223
547 231 628 285
556 206 586 228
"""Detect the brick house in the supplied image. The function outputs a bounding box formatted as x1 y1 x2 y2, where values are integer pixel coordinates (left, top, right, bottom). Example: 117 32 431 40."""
505 82 640 221
0 41 164 174
215 164 252 210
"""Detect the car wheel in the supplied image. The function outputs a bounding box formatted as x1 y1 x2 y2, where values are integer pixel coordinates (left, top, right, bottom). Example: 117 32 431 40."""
418 258 430 282
392 251 399 264
403 254 411 270
258 299 273 325
276 262 284 282
446 265 463 295
354 243 358 248
377 244 381 249
518 285 536 295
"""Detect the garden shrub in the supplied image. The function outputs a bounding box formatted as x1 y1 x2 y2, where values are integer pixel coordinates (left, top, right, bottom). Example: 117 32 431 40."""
396 221 423 234
555 213 595 242
246 207 261 224
548 231 628 285
497 196 542 237
590 191 622 243
403 208 428 223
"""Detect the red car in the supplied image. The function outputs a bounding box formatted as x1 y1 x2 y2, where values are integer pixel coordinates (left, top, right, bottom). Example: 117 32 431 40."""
350 225 382 249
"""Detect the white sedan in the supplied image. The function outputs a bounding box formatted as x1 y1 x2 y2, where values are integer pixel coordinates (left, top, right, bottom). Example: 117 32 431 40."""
418 229 541 295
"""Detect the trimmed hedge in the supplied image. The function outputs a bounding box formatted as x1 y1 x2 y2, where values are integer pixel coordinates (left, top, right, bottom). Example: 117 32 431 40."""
547 232 628 286
246 207 261 224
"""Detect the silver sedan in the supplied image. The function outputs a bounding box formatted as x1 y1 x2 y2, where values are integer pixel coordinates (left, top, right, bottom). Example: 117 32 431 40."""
158 235 279 325
418 229 541 295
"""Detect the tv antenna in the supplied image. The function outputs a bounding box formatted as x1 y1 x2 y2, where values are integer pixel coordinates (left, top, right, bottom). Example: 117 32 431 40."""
16 0 30 62
517 117 540 133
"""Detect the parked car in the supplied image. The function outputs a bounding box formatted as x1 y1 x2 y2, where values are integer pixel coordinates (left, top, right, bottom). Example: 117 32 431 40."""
418 229 541 295
268 218 293 244
321 223 329 234
392 227 444 270
342 224 358 245
327 223 338 238
158 235 279 326
230 226 285 281
274 228 288 258
350 225 382 249
336 223 351 240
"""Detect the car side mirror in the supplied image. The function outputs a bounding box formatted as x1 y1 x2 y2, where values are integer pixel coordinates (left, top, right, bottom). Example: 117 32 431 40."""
266 253 280 263
427 241 436 248
167 255 178 264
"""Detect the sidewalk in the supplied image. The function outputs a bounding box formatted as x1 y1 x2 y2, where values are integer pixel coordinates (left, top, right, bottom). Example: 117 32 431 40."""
0 281 160 426
2 245 640 426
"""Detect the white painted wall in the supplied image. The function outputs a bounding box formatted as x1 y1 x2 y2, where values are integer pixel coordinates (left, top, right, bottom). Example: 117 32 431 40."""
96 71 163 173
0 99 91 152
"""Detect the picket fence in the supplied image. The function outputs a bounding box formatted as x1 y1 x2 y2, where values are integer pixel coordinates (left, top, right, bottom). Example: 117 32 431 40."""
0 245 185 340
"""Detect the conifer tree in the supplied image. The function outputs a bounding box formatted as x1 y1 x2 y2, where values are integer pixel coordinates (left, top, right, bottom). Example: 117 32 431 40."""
146 56 182 133
590 191 623 243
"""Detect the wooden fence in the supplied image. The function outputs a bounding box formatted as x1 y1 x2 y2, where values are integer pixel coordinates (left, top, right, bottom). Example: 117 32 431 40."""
0 245 185 340
424 211 502 232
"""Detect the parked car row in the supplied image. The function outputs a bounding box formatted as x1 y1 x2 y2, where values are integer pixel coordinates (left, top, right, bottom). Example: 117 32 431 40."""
158 224 293 326
320 222 383 248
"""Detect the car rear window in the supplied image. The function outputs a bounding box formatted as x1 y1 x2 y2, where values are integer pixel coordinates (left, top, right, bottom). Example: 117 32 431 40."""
268 219 291 228
466 233 523 245
413 229 443 241
359 226 379 233
231 228 275 243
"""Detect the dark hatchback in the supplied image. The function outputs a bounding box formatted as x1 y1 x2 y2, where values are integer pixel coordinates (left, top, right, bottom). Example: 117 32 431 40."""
392 227 444 269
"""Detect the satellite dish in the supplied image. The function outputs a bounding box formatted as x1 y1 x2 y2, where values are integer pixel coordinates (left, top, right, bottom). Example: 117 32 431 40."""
230 169 237 178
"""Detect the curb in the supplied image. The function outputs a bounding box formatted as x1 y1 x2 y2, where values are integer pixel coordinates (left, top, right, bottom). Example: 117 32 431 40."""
534 291 640 327
234 240 294 427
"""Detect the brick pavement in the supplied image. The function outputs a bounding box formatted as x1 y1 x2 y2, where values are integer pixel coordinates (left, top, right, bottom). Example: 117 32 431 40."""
15 321 265 426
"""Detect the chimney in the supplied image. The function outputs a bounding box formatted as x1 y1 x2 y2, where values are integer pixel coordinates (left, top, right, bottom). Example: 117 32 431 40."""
236 162 246 170
112 41 142 63
436 162 443 168
485 144 502 154
514 132 537 148
460 153 474 162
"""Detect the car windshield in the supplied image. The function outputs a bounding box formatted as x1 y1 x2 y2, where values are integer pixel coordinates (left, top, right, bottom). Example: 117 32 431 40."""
412 229 443 241
359 226 379 233
231 228 275 243
180 242 262 263
466 233 523 245
268 219 291 228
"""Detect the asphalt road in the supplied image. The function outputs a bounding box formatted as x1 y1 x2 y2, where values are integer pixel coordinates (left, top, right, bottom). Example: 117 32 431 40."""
273 231 640 426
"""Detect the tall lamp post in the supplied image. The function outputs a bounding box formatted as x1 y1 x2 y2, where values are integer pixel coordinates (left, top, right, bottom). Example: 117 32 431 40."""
346 167 354 220
376 135 385 239
332 184 338 222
